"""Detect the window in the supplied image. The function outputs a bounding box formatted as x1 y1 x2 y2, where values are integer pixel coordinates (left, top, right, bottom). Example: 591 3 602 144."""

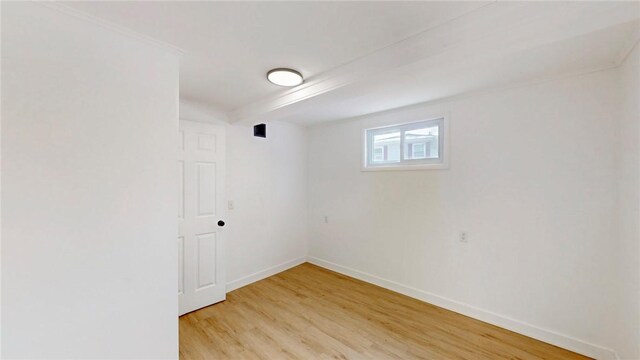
364 117 446 170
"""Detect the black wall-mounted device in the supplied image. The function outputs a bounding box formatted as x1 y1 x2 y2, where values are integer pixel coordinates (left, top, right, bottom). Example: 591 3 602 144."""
254 123 266 138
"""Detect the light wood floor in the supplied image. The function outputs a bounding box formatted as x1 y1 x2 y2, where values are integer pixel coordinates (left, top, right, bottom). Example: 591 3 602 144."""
179 263 590 360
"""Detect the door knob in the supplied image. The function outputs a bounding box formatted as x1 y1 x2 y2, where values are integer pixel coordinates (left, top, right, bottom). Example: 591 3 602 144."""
217 220 225 227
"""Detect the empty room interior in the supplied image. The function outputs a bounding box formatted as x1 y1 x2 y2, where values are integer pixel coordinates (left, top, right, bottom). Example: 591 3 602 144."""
2 1 640 359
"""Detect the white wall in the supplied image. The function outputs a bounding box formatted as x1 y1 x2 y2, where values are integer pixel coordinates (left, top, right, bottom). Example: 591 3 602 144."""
225 122 308 289
613 42 640 360
307 70 622 359
179 101 309 291
1 3 179 358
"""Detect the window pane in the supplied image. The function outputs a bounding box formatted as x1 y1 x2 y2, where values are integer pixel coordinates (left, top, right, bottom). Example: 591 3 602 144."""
373 146 384 162
371 131 400 164
404 126 438 160
365 118 445 169
412 143 426 158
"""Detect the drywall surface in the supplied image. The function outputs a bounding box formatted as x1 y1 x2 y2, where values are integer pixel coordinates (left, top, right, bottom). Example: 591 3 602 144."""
308 70 620 358
613 42 640 360
225 122 309 289
1 3 179 358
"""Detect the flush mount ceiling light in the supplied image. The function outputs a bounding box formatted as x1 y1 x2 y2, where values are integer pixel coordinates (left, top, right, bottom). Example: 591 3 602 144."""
267 68 303 87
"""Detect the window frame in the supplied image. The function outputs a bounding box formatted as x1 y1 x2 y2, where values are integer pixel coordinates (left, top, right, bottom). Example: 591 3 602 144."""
362 116 449 171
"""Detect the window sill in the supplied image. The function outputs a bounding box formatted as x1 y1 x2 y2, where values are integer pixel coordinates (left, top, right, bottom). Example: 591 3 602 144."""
361 163 449 172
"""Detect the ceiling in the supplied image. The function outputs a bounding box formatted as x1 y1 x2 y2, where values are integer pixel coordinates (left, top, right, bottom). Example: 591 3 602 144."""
62 1 640 125
62 1 488 109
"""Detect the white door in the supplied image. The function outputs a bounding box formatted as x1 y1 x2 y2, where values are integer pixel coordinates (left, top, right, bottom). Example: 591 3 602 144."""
178 120 226 315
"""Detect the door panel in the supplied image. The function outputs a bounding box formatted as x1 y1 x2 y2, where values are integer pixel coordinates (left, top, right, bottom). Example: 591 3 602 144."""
178 161 185 219
196 232 217 289
196 162 216 216
178 236 184 295
178 120 226 316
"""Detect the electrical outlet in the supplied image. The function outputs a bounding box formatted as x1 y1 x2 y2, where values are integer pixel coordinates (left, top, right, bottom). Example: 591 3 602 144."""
459 231 468 243
324 216 329 224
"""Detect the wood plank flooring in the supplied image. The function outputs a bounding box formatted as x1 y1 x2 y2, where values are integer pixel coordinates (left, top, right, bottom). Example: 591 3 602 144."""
179 263 590 360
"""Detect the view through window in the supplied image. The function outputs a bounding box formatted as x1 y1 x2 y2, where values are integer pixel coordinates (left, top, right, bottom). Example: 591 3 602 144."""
365 118 445 169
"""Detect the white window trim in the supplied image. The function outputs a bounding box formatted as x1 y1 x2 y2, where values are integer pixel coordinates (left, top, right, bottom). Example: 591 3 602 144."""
361 115 449 171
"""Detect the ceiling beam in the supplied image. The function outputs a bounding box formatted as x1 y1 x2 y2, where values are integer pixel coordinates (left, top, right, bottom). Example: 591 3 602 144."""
228 1 640 124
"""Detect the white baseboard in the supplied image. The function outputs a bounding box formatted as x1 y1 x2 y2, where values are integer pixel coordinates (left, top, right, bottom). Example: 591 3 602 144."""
307 256 618 360
226 257 306 293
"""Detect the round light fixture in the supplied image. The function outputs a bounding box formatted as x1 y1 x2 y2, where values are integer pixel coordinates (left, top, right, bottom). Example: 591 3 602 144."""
267 68 303 87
